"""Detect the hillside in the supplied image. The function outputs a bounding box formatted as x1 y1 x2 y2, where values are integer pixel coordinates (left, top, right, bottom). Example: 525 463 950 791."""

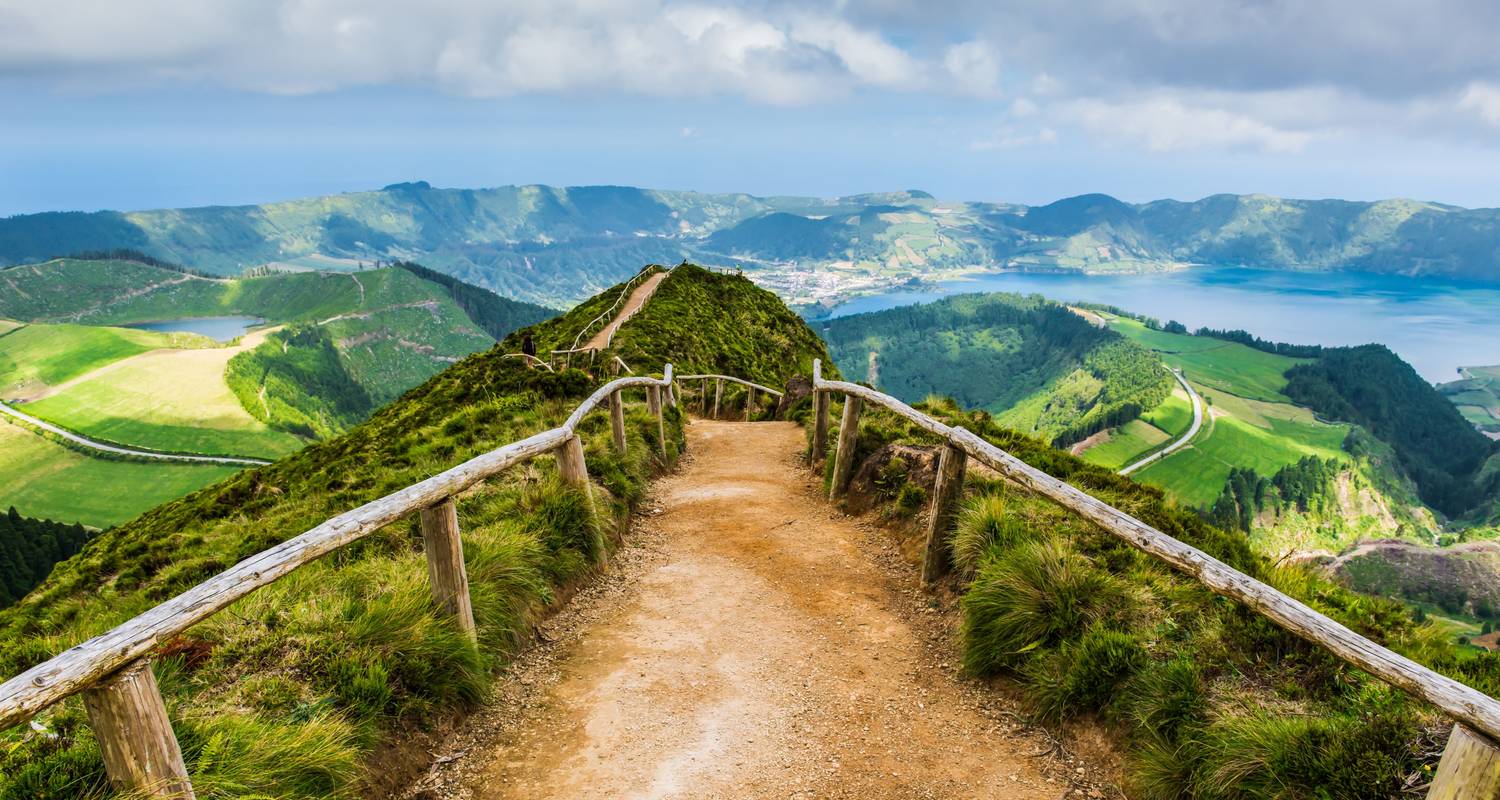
0 265 832 799
5 184 1500 308
821 293 1171 446
1441 363 1500 436
0 259 554 528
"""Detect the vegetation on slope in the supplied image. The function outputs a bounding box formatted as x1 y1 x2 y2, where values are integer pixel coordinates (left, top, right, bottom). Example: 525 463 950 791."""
0 266 829 799
225 326 374 439
393 261 557 336
1285 345 1499 518
820 394 1500 798
1439 364 1500 434
822 293 1169 445
0 508 89 609
0 322 211 400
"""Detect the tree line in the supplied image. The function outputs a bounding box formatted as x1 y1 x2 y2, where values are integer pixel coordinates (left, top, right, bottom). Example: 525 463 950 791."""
0 507 89 608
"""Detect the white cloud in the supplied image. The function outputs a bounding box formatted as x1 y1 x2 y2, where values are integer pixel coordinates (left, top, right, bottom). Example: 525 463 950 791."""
0 0 926 104
1064 95 1318 153
943 39 1001 98
1459 82 1500 128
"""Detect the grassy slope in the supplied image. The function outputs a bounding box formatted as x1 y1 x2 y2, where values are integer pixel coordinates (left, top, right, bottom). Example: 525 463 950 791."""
1104 316 1353 507
1078 419 1170 470
0 422 239 528
0 265 828 800
1441 364 1500 432
0 323 210 399
1110 316 1308 402
827 395 1500 798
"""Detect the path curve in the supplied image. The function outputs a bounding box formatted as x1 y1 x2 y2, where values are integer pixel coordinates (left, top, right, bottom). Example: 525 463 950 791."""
407 421 1107 799
1119 368 1203 476
0 401 270 466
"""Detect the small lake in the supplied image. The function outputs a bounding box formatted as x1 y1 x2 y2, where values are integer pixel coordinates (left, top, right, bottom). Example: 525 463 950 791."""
123 316 264 343
820 267 1500 384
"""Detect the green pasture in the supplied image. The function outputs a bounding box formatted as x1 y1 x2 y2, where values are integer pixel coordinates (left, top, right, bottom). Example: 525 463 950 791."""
1109 317 1307 402
0 323 208 398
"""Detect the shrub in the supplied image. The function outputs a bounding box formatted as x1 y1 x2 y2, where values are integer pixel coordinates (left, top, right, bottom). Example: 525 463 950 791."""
961 539 1129 675
1025 625 1147 722
949 491 1031 576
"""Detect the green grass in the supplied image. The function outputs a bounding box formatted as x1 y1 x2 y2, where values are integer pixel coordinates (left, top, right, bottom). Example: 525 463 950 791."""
20 330 302 459
1110 317 1307 402
1142 386 1193 436
0 323 209 398
0 421 240 528
1078 419 1170 470
1135 385 1350 507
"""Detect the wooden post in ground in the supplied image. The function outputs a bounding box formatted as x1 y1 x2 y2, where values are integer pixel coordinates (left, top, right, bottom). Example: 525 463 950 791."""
648 386 666 455
1430 724 1500 799
82 660 195 800
700 378 709 415
713 378 724 419
419 498 477 641
829 395 864 500
746 386 755 421
666 382 676 408
813 390 830 462
609 390 627 453
557 434 589 489
921 443 968 585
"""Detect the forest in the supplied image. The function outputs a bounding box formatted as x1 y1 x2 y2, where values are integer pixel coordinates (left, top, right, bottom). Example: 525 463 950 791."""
224 325 375 439
1283 344 1498 518
0 507 89 609
822 293 1170 445
1207 457 1342 532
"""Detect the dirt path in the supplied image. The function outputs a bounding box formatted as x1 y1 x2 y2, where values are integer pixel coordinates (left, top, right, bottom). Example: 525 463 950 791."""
407 421 1108 800
583 271 667 351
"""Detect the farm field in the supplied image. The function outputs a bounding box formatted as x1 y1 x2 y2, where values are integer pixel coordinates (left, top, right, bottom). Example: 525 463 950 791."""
0 322 209 400
0 421 240 527
19 326 302 459
1108 316 1308 402
1135 382 1350 507
1078 418 1170 470
1441 364 1500 433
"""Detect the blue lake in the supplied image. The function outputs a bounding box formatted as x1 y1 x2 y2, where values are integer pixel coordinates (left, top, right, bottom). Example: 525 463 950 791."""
822 267 1500 384
124 316 264 342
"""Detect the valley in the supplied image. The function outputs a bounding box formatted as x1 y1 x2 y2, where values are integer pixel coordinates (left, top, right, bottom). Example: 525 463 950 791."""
0 257 553 528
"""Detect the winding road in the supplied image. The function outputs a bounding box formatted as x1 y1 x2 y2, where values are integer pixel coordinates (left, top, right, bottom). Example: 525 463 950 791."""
1119 368 1203 476
0 401 270 466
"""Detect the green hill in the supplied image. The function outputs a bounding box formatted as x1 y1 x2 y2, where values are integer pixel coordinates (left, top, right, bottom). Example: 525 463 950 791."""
1441 364 1500 435
0 265 831 799
5 184 1500 308
0 259 554 528
821 293 1171 446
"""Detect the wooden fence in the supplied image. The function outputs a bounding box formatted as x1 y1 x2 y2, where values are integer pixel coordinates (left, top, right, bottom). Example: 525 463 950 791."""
810 358 1500 796
676 373 783 422
0 366 676 799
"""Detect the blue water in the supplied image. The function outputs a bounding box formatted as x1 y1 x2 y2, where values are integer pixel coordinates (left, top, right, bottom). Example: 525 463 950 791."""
822 267 1500 384
123 316 264 342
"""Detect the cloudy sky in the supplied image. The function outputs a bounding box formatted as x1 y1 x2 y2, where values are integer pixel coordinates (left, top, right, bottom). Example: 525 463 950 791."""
4 0 1500 215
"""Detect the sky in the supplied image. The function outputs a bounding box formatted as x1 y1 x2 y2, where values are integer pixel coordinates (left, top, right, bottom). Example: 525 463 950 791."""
4 0 1500 216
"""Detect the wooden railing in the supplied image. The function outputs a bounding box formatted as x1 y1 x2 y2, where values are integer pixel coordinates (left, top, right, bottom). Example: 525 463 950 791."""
0 365 677 799
677 373 783 421
550 266 661 368
810 359 1500 796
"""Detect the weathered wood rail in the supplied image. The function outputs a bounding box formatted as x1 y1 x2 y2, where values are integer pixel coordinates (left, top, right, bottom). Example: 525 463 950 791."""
677 373 783 421
810 358 1500 796
0 365 677 799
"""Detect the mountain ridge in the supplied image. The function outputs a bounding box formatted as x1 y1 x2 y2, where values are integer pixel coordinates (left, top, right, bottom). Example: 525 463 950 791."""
5 183 1500 307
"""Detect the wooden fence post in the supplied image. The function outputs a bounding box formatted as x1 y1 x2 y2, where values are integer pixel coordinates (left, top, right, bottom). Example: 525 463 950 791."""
82 660 195 800
921 443 968 585
419 499 477 641
713 378 724 419
812 390 830 462
666 382 676 408
609 390 627 453
829 395 864 500
648 386 667 455
746 386 755 421
557 434 589 489
700 378 709 415
1430 724 1500 799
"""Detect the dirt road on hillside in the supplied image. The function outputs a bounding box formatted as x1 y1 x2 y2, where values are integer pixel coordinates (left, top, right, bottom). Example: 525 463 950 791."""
405 421 1112 800
582 271 667 352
